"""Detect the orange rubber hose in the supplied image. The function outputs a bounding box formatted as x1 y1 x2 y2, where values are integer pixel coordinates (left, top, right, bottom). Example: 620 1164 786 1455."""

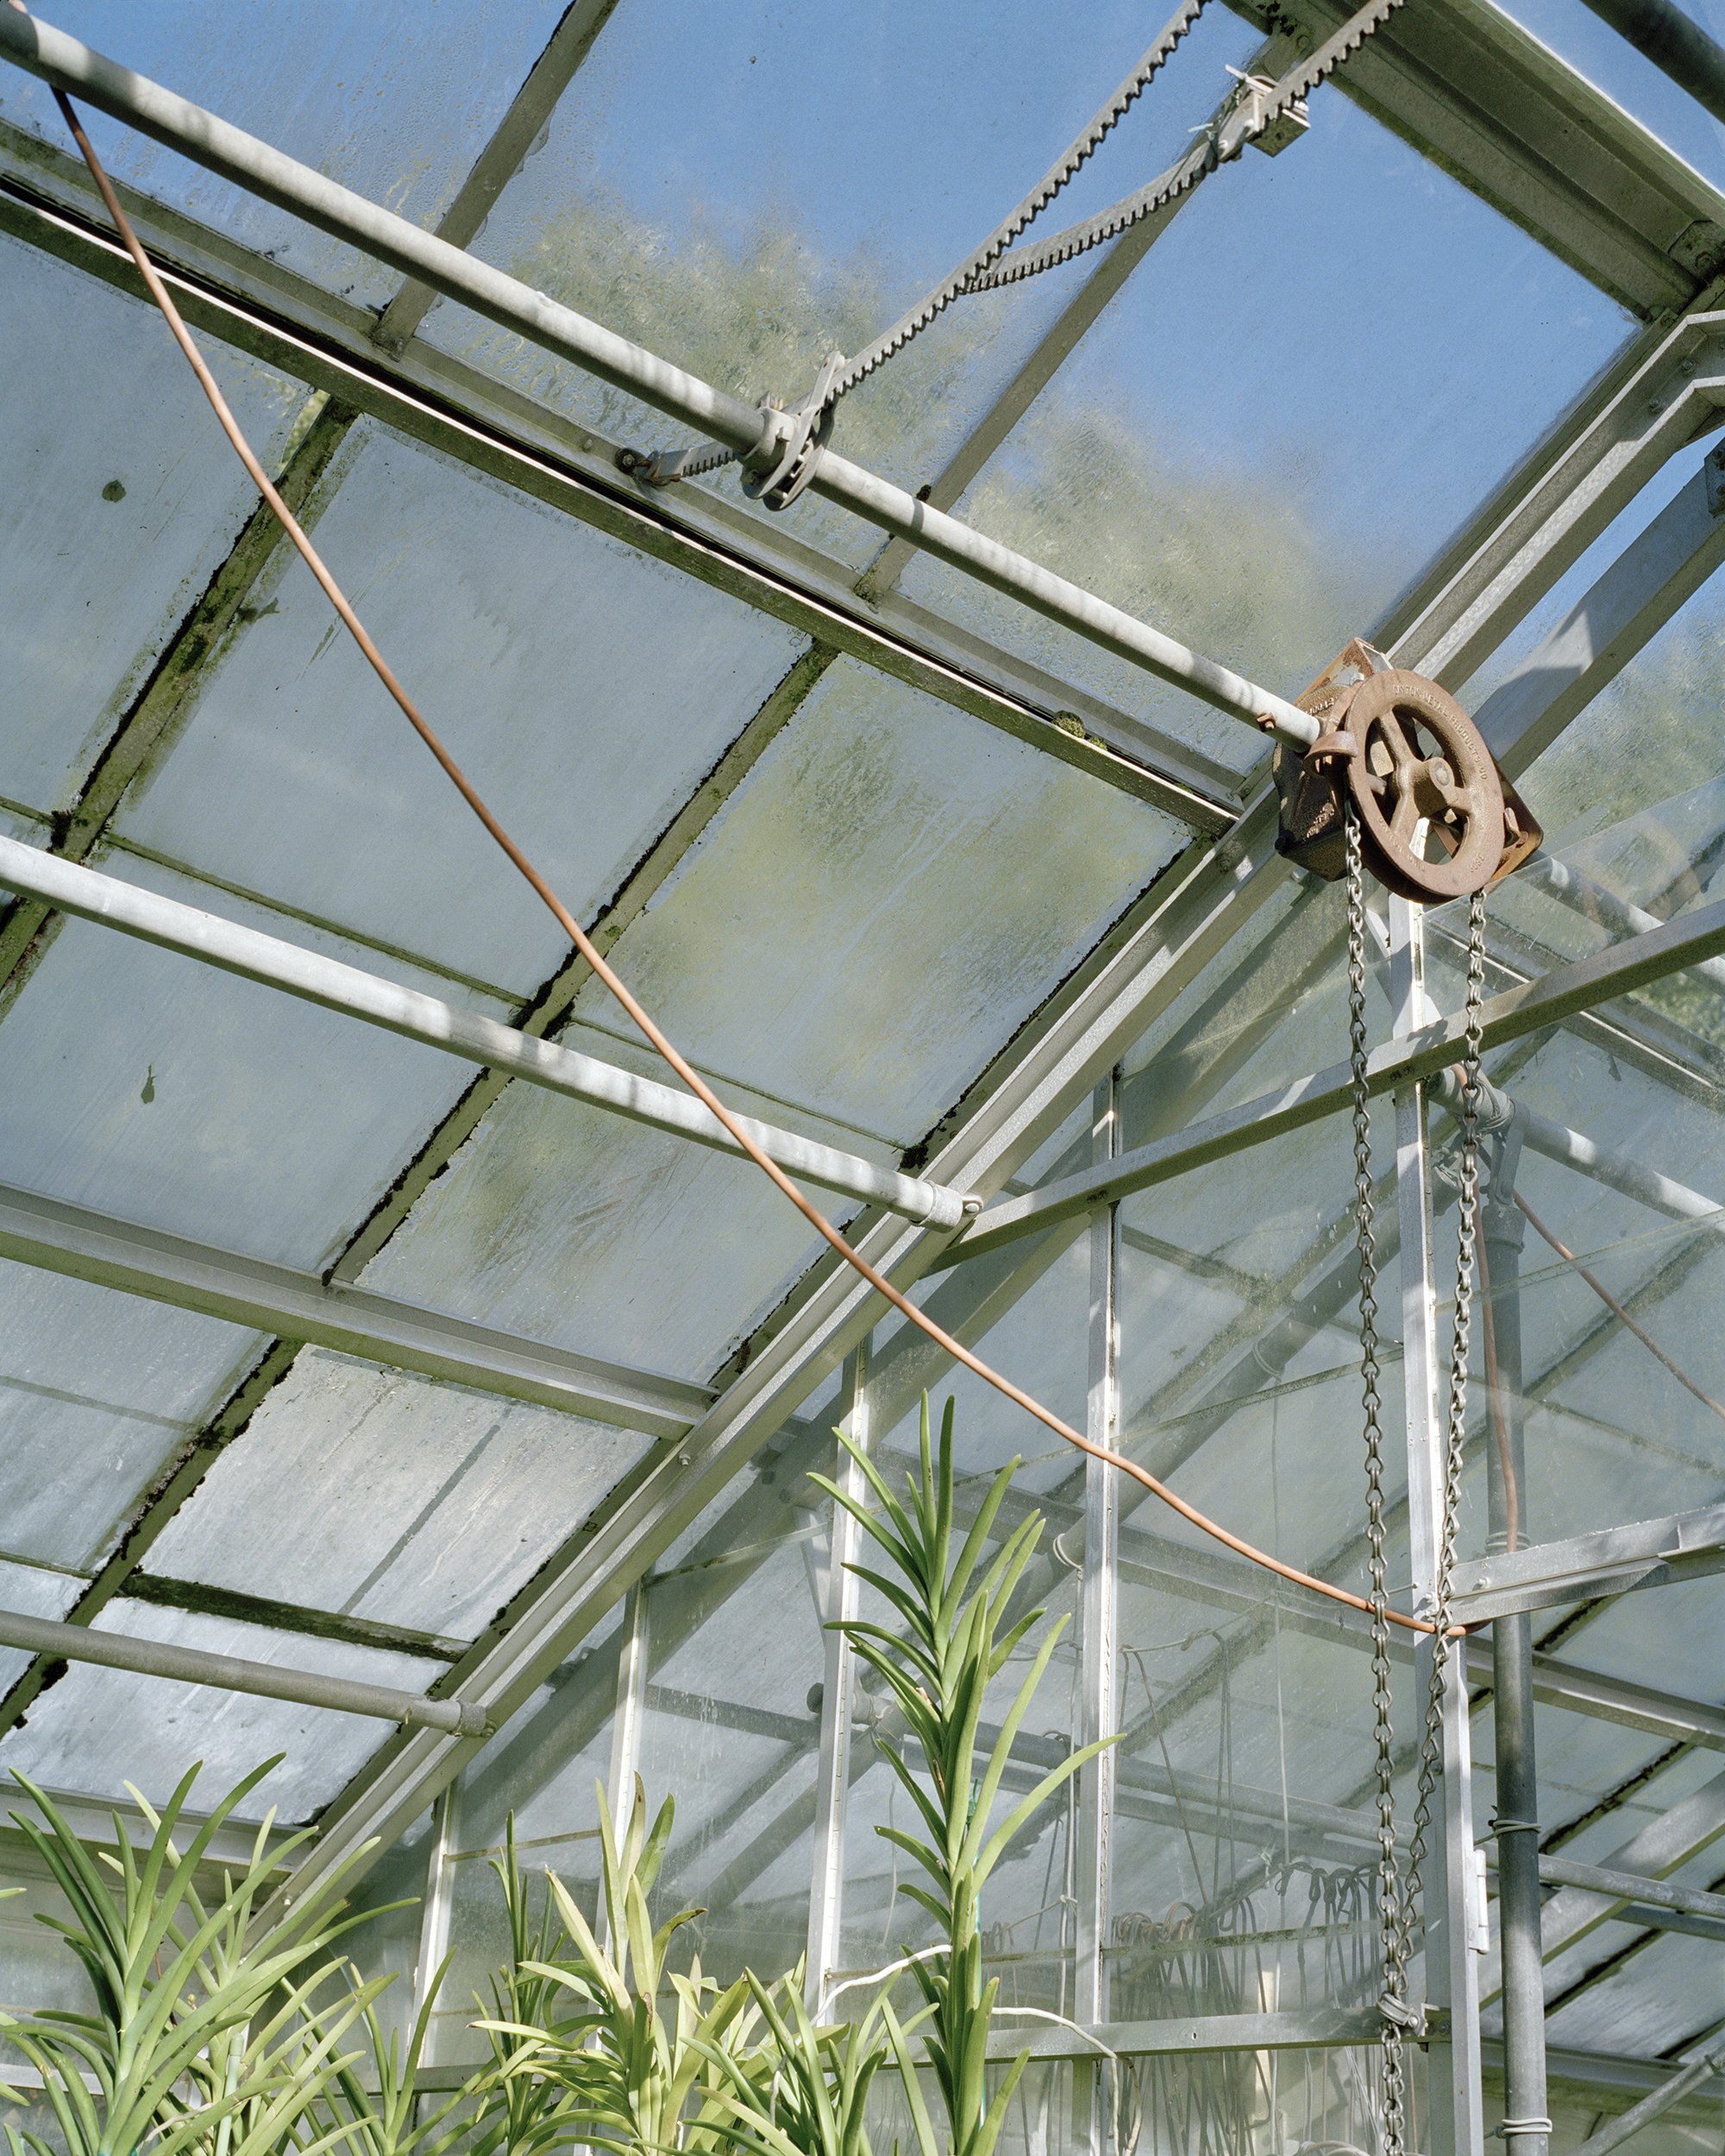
33 50 1458 1640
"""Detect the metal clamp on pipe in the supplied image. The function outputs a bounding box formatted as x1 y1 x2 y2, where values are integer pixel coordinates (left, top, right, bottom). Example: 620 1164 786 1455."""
739 349 844 511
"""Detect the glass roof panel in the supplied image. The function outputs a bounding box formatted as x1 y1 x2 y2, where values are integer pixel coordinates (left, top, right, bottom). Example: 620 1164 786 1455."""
0 0 569 307
0 1598 437 1821
418 0 1264 569
0 852 496 1269
0 1260 261 1575
896 87 1632 776
111 420 809 996
568 658 1182 1144
147 1350 653 1639
0 234 306 818
357 1056 843 1384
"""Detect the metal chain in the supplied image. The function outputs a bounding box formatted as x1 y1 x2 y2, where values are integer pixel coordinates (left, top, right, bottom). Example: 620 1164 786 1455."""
967 0 1406 293
624 0 1405 486
1347 818 1488 2156
1344 800 1409 2156
831 0 1212 398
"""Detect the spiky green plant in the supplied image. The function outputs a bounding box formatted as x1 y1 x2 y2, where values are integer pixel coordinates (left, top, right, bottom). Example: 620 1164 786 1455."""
0 1762 381 2156
695 1970 888 2156
477 1779 761 2156
809 1396 1113 2156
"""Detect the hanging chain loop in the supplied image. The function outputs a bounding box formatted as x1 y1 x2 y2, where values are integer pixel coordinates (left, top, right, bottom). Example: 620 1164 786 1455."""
1346 812 1488 2156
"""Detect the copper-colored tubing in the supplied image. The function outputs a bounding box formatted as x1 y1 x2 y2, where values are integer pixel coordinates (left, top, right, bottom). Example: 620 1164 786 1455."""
36 57 1456 1640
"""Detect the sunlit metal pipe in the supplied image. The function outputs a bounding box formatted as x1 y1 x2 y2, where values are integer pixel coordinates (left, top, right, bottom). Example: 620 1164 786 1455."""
0 7 1318 748
0 1607 488 1734
0 837 969 1230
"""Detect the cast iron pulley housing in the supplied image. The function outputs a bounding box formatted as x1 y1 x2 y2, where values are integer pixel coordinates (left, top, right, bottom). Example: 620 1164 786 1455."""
1272 640 1541 900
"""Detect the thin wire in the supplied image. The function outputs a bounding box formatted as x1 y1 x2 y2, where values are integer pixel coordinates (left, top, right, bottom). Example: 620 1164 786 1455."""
36 53 1462 1642
1515 1190 1725 1426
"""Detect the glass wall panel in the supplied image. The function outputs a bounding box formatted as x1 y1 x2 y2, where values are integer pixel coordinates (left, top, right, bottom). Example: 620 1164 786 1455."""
1111 1112 1408 2021
839 1251 1091 2021
425 1609 624 2066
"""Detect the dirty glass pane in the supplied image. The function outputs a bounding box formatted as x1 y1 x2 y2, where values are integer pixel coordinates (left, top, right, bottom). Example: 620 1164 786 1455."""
147 1350 653 1639
0 854 493 1269
357 1055 842 1385
568 658 1181 1144
423 0 1263 568
0 1262 261 1576
113 419 809 995
0 0 569 307
0 235 306 816
899 89 1631 777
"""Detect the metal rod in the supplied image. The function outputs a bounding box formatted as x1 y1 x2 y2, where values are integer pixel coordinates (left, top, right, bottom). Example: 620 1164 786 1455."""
949 888 1725 1263
1481 1143 1551 2156
0 1175 711 1439
0 9 1317 746
0 834 968 1230
806 1344 869 2014
0 1607 488 1734
1432 1068 1725 1236
1575 0 1725 125
1074 1080 1120 2037
1536 1854 1725 1920
1390 897 1486 2156
1567 2045 1725 2156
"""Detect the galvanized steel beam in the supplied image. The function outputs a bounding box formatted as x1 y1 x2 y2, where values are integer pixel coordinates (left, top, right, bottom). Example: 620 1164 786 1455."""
1452 1500 1725 1622
1239 0 1725 317
0 835 970 1230
0 1176 711 1440
951 892 1725 1261
0 1605 488 1733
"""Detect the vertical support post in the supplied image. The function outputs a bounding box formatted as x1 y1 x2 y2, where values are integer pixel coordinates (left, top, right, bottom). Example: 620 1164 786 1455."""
1389 896 1486 2156
411 1783 460 2060
1482 1135 1550 2156
606 1583 649 1829
806 1342 870 2013
1074 1077 1121 2153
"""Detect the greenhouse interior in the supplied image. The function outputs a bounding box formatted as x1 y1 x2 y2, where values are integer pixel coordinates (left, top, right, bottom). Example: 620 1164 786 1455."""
3 1 1725 2154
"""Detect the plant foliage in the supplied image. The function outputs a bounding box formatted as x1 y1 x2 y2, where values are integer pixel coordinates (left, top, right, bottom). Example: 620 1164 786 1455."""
809 1395 1113 2156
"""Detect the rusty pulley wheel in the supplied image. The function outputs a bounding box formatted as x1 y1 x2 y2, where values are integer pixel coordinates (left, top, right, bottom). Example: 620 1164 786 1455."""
1344 670 1504 902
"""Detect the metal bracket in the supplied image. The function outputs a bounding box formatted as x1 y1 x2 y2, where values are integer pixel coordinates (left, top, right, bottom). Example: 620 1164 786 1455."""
740 349 844 511
1226 66 1311 155
1706 438 1725 516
